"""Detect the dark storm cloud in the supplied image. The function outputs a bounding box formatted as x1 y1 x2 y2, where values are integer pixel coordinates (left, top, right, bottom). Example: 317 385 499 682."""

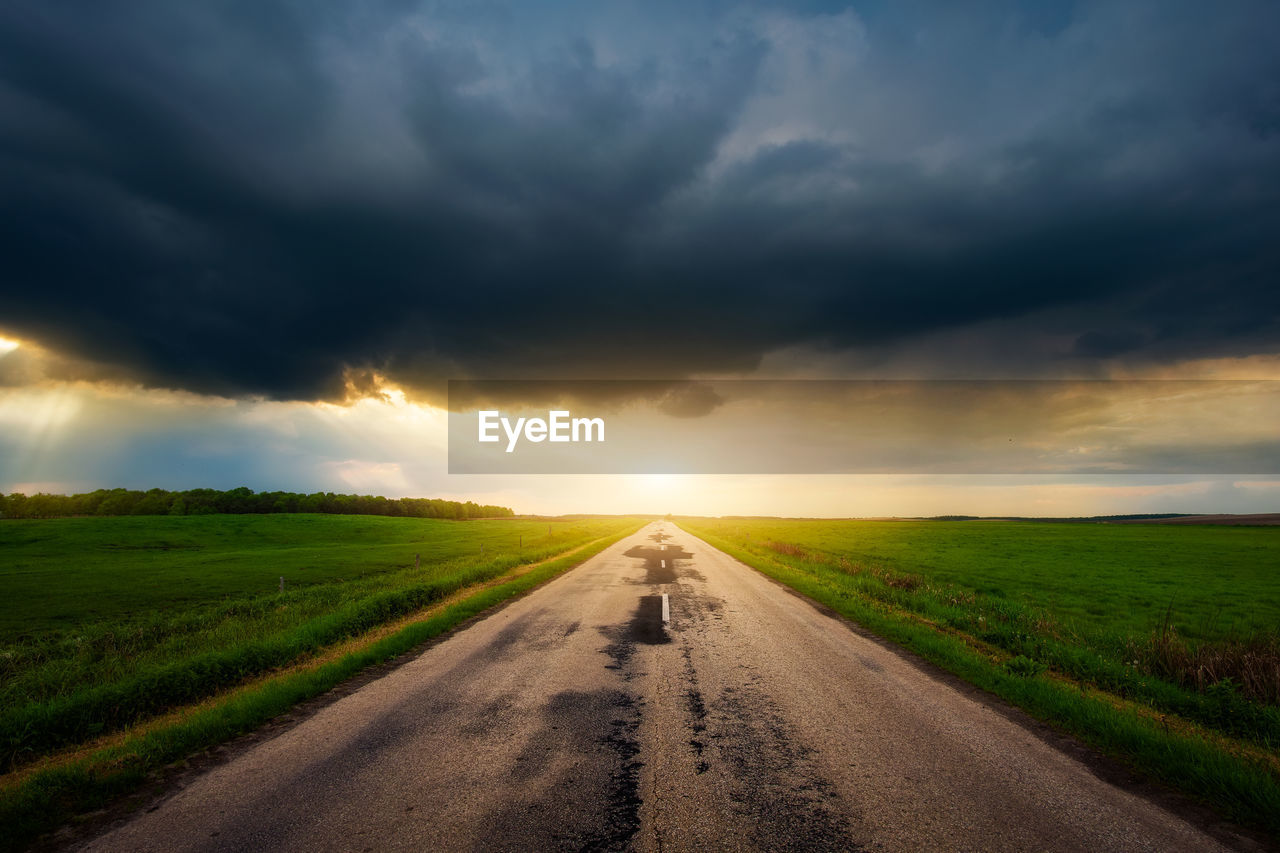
1 0 1278 401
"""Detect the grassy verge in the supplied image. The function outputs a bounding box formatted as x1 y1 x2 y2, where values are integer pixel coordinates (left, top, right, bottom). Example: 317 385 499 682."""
1 517 628 771
0 521 642 852
678 520 1280 839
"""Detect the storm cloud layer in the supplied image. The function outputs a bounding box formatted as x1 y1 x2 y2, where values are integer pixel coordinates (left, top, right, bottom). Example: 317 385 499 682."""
2 1 1278 401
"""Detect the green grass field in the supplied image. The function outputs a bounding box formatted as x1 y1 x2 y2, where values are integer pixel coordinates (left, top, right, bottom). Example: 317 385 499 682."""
684 519 1280 640
0 514 588 638
679 517 1280 835
0 514 640 772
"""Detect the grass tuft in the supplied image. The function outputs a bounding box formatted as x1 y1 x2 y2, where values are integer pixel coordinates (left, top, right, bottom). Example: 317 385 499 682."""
1004 655 1047 677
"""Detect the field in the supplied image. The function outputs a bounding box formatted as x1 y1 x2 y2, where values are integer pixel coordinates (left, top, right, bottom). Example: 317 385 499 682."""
685 519 1280 640
0 514 641 773
1 514 590 637
679 518 1280 830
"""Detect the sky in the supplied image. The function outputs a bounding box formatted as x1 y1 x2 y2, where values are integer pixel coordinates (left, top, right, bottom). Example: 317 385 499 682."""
1 0 1279 516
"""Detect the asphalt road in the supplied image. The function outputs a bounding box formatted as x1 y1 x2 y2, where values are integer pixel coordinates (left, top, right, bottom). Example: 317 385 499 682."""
78 523 1255 852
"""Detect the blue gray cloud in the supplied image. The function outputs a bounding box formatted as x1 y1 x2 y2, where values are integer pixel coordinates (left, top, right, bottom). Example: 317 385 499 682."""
1 0 1277 400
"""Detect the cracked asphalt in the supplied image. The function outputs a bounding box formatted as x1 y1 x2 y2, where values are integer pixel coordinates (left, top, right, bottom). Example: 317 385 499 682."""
76 523 1258 852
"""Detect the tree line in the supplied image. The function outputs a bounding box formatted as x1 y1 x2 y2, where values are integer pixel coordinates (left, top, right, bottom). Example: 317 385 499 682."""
0 488 514 520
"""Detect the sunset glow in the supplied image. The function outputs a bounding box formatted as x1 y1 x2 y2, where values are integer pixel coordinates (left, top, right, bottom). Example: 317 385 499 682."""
0 2 1275 518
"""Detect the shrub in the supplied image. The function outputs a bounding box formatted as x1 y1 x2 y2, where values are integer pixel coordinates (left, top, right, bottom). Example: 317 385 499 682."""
1004 655 1047 678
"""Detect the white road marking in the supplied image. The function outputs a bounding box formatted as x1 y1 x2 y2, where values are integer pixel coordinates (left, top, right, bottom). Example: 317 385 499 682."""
661 593 670 623
661 559 666 568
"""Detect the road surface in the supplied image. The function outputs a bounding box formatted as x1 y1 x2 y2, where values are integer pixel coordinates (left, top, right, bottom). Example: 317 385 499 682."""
78 523 1253 852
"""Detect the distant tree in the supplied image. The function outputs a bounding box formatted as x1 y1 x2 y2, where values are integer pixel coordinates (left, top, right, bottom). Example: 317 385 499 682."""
0 487 515 520
134 488 170 515
96 489 137 516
